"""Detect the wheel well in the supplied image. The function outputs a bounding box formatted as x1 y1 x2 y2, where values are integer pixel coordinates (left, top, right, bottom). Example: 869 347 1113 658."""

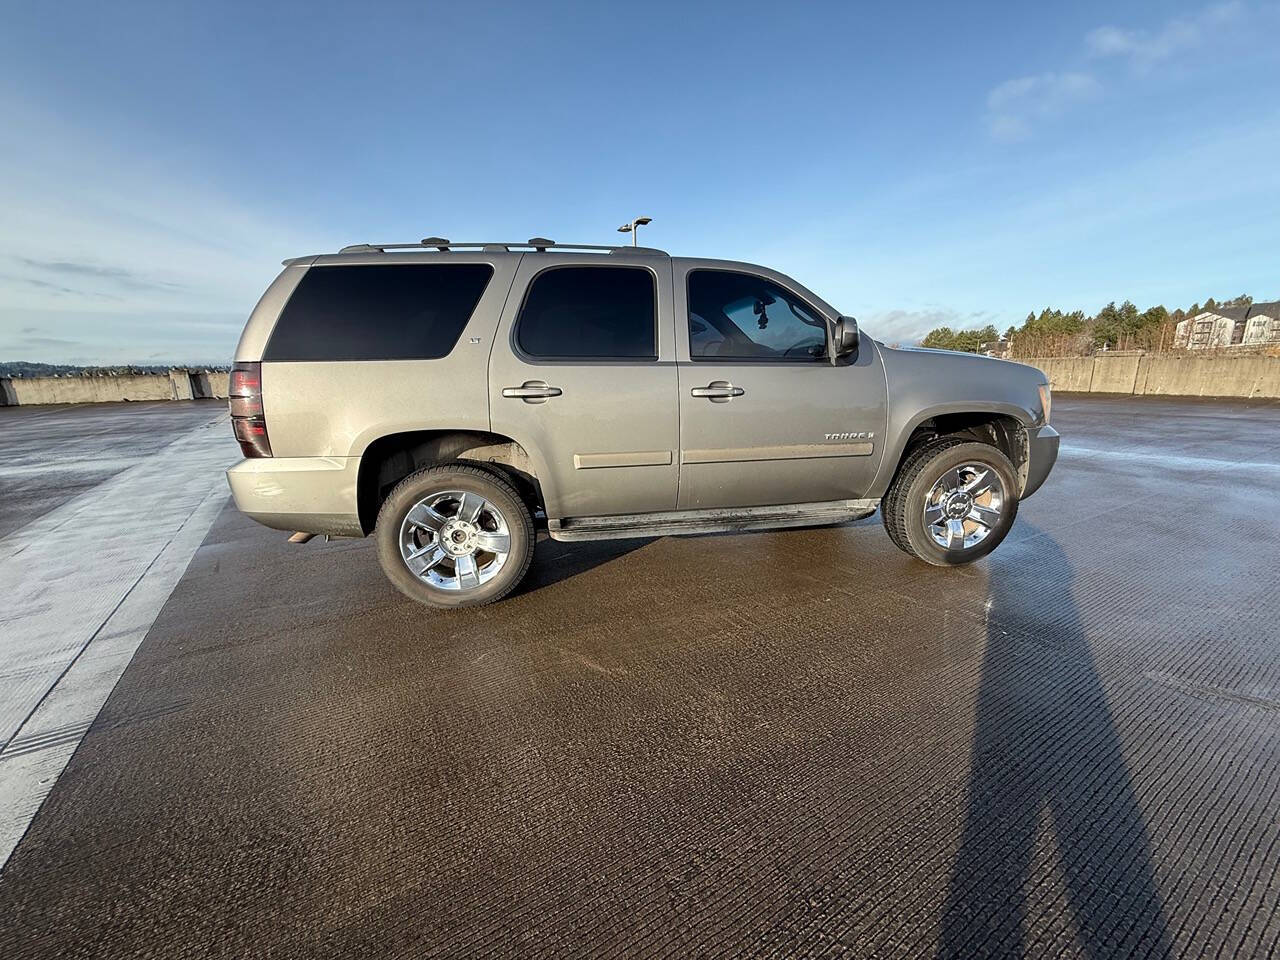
356 430 542 534
895 413 1029 492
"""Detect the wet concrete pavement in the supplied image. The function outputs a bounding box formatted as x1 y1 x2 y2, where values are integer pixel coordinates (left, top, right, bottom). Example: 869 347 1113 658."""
0 401 225 539
0 406 233 864
2 395 1279 958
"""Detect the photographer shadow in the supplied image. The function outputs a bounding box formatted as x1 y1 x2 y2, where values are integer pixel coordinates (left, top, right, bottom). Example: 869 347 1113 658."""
938 528 1172 959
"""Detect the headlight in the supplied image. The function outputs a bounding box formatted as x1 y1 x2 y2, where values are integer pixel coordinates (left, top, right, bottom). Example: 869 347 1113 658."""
1038 383 1052 424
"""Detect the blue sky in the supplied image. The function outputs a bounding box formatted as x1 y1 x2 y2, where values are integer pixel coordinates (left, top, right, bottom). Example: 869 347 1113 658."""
1 0 1277 363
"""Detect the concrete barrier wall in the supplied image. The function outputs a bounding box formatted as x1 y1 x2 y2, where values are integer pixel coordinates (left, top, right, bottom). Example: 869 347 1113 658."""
1090 353 1143 393
170 369 194 400
1034 357 1095 392
8 374 176 404
1134 355 1278 398
0 370 229 406
1027 353 1280 399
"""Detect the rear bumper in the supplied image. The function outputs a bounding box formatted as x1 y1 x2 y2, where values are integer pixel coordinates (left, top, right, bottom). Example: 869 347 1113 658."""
225 456 364 536
1021 424 1059 499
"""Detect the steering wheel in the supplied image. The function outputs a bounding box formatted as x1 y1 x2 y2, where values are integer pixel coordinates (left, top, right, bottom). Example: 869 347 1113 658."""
781 339 822 358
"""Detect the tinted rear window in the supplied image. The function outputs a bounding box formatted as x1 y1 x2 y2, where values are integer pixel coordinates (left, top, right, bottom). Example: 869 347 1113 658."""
264 263 493 361
515 266 656 360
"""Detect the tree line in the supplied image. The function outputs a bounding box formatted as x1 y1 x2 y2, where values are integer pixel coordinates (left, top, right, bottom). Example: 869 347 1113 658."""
920 295 1257 355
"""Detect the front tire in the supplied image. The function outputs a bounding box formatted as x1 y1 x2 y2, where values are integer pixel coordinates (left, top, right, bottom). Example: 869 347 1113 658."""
375 463 535 608
882 440 1019 566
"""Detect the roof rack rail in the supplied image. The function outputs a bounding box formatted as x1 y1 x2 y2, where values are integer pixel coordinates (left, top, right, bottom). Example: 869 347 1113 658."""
335 237 667 255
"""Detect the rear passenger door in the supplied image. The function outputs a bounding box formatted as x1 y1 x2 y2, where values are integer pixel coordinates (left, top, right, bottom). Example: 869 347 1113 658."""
488 256 679 519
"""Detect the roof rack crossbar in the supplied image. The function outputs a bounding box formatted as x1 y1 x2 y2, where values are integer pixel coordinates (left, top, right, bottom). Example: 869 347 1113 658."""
336 239 667 255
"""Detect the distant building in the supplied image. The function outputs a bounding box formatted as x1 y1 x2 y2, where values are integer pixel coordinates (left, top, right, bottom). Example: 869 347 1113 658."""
1242 303 1280 345
1175 301 1280 349
980 339 1011 358
1175 310 1240 348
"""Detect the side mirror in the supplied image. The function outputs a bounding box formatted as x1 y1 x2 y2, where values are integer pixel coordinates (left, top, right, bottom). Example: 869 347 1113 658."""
833 316 859 357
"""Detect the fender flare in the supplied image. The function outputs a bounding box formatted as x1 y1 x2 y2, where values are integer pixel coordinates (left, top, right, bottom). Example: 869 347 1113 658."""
351 427 558 533
868 401 1036 498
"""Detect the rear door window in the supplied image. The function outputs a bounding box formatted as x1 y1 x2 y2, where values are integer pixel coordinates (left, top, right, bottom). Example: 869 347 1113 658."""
515 266 657 360
264 263 493 361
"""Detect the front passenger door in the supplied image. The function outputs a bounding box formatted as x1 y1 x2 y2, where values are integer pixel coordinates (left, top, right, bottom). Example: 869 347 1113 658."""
675 265 886 510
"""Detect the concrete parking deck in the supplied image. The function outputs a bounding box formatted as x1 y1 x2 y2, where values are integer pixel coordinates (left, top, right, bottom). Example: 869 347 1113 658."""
1 396 1279 958
0 401 224 538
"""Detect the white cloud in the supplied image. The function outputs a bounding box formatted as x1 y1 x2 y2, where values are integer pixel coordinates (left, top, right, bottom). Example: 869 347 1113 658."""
861 308 977 345
984 3 1252 139
0 95 327 363
1086 2 1246 69
984 73 1102 142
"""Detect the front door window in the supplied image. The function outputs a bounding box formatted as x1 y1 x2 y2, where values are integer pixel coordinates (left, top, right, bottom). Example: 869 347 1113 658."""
687 270 827 361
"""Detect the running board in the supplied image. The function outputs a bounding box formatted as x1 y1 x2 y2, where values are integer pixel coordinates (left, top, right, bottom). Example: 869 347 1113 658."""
548 499 879 542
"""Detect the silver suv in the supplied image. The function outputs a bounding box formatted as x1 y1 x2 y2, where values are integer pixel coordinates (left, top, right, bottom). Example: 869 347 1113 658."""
227 238 1059 608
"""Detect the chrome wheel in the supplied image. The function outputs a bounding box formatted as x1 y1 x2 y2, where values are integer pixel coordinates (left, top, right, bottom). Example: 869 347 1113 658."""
923 462 1005 551
398 490 511 591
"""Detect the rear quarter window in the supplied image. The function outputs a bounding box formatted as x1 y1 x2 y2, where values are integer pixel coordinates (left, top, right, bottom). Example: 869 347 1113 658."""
264 263 493 361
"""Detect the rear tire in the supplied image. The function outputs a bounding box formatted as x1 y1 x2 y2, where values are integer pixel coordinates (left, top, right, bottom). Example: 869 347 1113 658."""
375 463 535 608
882 440 1018 566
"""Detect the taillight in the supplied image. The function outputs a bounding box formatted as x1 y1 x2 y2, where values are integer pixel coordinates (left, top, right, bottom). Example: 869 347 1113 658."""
229 361 272 457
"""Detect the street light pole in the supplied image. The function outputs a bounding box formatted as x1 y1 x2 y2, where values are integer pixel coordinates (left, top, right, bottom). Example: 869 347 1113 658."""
617 216 652 247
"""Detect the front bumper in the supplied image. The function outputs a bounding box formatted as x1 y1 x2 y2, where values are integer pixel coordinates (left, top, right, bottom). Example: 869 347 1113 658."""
1021 424 1060 499
226 456 364 537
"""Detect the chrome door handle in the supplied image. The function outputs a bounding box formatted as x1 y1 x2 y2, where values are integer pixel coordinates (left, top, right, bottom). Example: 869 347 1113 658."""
690 381 744 403
502 381 562 403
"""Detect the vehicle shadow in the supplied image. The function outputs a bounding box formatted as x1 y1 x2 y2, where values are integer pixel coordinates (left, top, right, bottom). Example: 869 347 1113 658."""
938 528 1173 959
515 534 656 595
515 514 876 596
